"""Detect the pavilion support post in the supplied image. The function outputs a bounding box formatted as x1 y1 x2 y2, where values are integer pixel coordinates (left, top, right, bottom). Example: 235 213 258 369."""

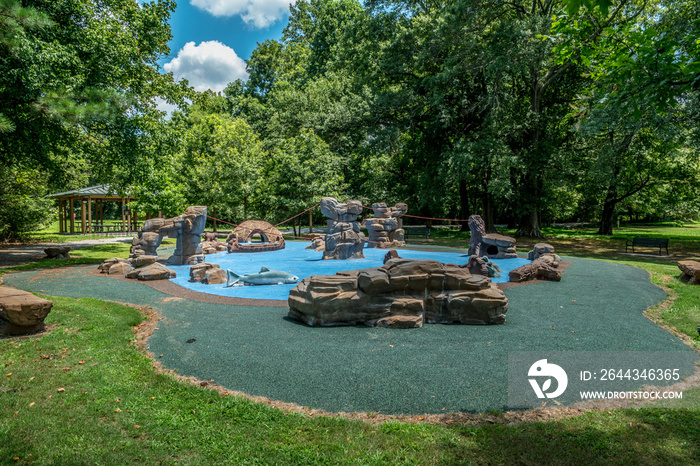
63 201 68 233
126 199 132 233
121 198 126 234
69 199 75 234
310 210 313 234
58 200 64 233
98 199 103 229
81 198 87 234
132 210 138 232
88 197 92 233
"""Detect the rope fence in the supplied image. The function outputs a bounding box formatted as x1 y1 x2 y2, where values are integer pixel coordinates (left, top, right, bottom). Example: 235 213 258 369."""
205 201 469 245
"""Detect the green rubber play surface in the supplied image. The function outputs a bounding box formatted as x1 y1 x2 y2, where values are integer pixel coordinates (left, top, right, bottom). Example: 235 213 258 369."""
4 257 697 414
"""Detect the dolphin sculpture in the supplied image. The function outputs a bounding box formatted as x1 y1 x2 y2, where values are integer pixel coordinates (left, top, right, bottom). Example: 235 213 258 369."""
226 267 300 287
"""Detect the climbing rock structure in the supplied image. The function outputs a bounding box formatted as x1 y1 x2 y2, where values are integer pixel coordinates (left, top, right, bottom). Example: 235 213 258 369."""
130 206 207 265
320 197 365 260
364 202 408 248
288 259 508 328
468 214 517 259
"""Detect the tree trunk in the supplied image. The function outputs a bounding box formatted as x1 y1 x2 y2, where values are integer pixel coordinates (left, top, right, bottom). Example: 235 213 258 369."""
597 190 617 235
516 210 544 238
459 178 470 232
482 191 497 233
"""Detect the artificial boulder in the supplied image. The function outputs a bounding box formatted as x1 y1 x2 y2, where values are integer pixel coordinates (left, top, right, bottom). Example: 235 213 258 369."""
44 246 70 259
462 256 502 278
678 260 700 285
98 257 133 275
509 256 561 283
364 202 408 248
320 197 365 260
130 206 207 266
528 243 556 260
288 258 508 328
0 286 52 335
126 262 176 281
305 237 326 251
201 233 228 255
189 263 226 285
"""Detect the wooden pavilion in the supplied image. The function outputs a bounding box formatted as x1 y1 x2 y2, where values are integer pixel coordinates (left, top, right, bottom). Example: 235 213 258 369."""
48 184 139 235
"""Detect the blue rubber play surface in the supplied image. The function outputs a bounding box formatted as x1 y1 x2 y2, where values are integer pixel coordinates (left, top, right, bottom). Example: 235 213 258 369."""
167 241 530 300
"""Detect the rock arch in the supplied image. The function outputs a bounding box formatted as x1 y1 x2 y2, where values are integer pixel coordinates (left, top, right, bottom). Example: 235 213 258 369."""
226 220 285 253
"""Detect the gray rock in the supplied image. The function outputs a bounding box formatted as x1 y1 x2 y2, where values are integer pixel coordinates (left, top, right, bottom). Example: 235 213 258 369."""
320 197 365 260
44 246 71 259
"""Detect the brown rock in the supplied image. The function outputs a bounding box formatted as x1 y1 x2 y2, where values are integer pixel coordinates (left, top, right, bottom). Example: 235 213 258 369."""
204 268 227 285
108 262 132 275
383 249 402 264
98 257 131 273
288 259 508 328
190 263 219 282
126 263 176 281
678 260 700 284
132 255 158 267
509 258 562 283
0 286 52 332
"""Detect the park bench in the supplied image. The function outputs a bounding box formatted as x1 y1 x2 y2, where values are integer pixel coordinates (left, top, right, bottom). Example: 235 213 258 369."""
625 237 669 255
404 226 431 239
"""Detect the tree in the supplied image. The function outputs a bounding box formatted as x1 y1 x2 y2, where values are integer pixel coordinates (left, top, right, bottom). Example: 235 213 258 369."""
265 129 346 235
0 0 185 239
177 113 266 226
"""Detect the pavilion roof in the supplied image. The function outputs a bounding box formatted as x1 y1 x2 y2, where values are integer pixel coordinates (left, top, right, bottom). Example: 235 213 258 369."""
48 184 134 199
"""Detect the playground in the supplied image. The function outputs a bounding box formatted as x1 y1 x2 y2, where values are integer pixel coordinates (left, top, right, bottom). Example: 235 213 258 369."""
3 235 697 415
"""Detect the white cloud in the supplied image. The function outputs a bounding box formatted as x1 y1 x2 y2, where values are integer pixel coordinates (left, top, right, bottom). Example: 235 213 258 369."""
191 0 295 28
154 98 180 118
164 41 248 93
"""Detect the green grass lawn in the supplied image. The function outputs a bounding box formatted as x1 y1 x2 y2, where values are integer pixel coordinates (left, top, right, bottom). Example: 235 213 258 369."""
2 224 700 464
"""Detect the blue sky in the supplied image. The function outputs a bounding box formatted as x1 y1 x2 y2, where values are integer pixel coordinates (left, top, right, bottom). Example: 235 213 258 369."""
155 0 293 110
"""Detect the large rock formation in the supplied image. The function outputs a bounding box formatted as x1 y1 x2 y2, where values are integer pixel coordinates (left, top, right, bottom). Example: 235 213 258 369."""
321 197 365 260
226 220 285 253
481 233 518 259
288 259 508 328
364 202 408 248
468 215 517 259
467 215 486 256
130 206 207 266
0 286 52 335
